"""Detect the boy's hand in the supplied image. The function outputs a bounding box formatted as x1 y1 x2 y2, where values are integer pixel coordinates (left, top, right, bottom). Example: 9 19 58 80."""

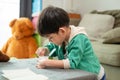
36 60 45 69
35 47 48 57
36 56 48 69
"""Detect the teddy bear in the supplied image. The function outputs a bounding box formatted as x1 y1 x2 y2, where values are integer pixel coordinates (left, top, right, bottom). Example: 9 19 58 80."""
0 50 10 62
1 17 38 59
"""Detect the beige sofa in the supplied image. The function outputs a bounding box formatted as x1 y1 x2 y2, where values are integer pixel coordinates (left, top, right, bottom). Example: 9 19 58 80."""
78 10 120 80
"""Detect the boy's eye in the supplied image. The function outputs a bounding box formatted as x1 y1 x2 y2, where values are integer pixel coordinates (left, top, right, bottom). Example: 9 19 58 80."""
49 37 53 40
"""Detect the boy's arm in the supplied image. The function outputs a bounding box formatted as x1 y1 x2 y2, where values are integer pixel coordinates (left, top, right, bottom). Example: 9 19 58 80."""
43 59 64 68
66 34 87 69
37 58 70 69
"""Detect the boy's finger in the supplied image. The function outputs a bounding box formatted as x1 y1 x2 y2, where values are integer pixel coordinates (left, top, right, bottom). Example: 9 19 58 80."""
35 48 41 54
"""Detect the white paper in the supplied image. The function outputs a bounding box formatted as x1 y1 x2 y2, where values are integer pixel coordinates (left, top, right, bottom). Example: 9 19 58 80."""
10 75 48 80
2 68 48 80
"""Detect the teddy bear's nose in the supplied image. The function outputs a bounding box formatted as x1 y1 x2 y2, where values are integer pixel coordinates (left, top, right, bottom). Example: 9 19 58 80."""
14 35 23 39
15 35 19 39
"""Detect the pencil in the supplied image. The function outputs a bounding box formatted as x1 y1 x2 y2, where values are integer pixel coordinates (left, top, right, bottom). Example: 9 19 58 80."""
48 48 56 58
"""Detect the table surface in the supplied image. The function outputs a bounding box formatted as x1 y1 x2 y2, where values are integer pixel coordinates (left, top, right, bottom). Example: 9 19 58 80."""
0 58 98 80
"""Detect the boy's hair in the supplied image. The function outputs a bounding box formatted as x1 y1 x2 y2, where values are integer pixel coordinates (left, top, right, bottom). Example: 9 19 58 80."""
37 6 70 36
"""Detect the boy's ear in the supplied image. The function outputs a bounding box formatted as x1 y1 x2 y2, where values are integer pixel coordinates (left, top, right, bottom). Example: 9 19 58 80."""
59 27 66 33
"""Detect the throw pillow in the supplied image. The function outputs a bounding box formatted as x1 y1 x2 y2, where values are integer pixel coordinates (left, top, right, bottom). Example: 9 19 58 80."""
79 14 115 40
101 27 120 43
91 10 120 28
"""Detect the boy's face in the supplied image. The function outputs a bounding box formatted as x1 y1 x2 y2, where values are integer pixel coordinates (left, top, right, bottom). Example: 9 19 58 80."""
45 27 67 46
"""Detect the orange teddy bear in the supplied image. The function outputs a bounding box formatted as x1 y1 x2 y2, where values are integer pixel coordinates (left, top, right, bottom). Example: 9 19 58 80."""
1 17 38 59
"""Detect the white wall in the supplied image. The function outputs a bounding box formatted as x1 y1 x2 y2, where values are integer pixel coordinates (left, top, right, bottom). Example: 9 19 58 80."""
0 0 19 49
42 0 120 16
72 0 120 16
42 0 73 12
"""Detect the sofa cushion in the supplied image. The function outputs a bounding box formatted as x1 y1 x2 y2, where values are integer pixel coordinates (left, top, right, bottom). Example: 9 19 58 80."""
101 27 120 43
91 10 120 28
92 41 120 66
79 14 115 40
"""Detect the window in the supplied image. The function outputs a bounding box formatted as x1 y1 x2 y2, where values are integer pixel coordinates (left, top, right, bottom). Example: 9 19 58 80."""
0 0 20 48
32 0 42 14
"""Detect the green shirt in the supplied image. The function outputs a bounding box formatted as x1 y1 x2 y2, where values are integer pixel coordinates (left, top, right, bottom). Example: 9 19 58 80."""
45 34 100 74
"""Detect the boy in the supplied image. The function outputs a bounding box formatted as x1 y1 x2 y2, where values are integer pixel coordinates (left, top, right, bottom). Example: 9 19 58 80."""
36 6 105 80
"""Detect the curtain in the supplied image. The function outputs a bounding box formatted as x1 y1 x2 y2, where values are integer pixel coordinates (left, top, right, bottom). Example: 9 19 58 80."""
20 0 32 19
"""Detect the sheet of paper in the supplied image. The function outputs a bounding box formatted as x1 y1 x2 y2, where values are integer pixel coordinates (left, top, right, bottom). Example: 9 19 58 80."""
2 68 48 80
10 75 48 80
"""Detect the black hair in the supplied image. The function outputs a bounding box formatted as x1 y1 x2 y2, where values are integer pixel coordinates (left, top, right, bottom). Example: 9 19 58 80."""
37 6 70 36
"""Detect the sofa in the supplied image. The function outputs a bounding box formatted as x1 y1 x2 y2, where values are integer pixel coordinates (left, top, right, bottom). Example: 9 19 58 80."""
78 10 120 80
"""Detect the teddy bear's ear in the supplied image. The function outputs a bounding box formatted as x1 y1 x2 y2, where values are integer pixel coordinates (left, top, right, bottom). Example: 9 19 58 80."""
26 19 34 30
9 19 17 27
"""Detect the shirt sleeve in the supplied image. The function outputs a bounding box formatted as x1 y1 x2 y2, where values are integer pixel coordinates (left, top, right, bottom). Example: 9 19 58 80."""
67 34 87 69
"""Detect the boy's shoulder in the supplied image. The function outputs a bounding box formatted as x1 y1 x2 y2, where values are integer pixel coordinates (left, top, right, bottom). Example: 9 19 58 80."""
71 34 88 41
69 25 88 42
